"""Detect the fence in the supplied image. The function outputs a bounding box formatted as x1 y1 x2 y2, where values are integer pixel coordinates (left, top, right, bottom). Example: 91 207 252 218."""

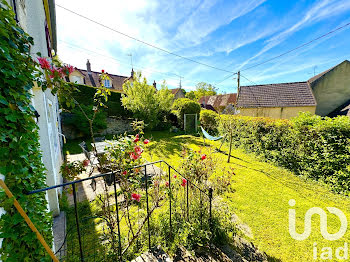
27 160 213 261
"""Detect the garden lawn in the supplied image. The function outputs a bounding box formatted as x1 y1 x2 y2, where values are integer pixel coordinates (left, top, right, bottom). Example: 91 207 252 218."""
143 131 350 262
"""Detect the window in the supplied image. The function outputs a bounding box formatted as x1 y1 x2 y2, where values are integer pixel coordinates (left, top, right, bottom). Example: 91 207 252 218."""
71 75 82 84
104 79 111 88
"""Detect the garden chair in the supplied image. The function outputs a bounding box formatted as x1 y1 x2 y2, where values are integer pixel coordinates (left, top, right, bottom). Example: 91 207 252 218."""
79 141 98 175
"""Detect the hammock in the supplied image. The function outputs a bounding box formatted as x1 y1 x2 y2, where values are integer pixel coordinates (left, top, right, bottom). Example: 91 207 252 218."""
200 126 223 141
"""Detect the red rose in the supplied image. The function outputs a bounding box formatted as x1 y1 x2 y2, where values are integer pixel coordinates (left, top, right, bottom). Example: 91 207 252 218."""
165 181 169 187
143 139 149 144
201 154 206 160
131 193 141 202
181 178 187 187
122 170 127 175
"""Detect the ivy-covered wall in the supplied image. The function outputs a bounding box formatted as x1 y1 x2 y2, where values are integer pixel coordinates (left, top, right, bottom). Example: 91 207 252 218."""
61 84 131 117
0 2 53 260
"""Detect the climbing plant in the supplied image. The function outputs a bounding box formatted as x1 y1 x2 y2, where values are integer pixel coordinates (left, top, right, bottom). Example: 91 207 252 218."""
0 1 53 261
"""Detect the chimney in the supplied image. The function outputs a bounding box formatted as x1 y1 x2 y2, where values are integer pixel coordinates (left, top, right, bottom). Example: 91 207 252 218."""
87 59 91 73
153 80 157 89
131 68 134 78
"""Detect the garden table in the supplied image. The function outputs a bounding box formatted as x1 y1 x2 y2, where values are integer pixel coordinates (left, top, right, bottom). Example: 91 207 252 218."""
92 141 117 155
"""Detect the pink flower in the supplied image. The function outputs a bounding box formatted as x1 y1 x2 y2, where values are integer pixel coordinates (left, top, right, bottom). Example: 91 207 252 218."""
83 159 90 167
165 181 169 187
122 170 127 175
201 154 207 160
130 152 138 160
37 57 51 69
57 68 66 78
181 178 187 187
144 139 149 144
134 134 140 143
134 146 143 156
131 193 141 202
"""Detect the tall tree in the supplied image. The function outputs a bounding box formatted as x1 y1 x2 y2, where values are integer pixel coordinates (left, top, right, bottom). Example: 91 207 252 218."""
121 72 174 129
185 82 218 101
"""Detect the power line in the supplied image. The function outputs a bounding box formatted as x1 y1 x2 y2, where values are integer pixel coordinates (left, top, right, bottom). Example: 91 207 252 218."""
56 4 235 74
240 21 350 72
59 40 182 81
60 40 235 89
215 73 236 85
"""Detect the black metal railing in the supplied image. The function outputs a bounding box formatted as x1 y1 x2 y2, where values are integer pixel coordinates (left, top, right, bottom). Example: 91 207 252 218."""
27 160 213 262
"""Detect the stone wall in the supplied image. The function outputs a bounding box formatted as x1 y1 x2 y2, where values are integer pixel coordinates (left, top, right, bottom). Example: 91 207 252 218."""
62 116 133 140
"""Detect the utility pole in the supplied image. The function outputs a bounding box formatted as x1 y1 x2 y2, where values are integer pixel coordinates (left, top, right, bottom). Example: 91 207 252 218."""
235 71 240 110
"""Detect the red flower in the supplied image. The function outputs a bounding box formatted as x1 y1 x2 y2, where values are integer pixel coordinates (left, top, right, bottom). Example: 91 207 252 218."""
83 159 90 167
143 139 149 144
134 134 140 143
122 170 127 175
174 175 177 179
57 68 66 78
181 178 187 187
101 69 105 73
201 154 207 160
49 67 57 78
66 65 74 74
37 57 51 69
130 152 138 160
134 146 143 156
131 193 141 202
165 181 169 187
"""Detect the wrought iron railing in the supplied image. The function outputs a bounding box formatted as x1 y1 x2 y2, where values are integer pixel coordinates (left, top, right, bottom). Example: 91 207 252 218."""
27 160 213 262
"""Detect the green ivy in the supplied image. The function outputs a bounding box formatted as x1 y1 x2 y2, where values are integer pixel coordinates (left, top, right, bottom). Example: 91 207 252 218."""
0 2 52 261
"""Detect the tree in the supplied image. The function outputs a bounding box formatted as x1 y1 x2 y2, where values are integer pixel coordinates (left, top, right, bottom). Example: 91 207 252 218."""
121 72 174 129
185 82 218 101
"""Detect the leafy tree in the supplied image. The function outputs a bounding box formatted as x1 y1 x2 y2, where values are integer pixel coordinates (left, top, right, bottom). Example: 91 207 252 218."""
121 72 174 129
185 82 218 101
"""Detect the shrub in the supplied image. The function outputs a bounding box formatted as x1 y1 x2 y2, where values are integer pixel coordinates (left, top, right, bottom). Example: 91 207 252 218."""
200 109 219 134
219 112 350 194
172 98 201 126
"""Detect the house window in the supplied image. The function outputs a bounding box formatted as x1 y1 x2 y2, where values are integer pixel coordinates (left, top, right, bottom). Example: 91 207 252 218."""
104 79 111 88
71 75 82 84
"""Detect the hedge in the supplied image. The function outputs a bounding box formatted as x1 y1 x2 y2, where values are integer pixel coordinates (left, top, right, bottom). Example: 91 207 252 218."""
61 84 131 117
200 109 219 134
219 112 350 194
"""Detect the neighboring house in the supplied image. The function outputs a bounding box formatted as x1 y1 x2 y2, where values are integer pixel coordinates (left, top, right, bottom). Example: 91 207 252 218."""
3 0 62 217
68 60 133 92
169 88 186 99
198 93 237 113
236 82 316 119
307 60 350 116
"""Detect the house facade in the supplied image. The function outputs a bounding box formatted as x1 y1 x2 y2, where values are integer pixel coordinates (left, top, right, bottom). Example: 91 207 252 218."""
236 82 316 119
68 60 133 92
199 93 237 113
4 0 62 216
308 60 350 116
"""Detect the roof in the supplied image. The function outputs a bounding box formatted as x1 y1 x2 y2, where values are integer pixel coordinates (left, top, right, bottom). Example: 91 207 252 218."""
169 88 181 95
308 60 350 85
328 100 350 117
198 93 237 109
236 82 316 108
74 69 128 92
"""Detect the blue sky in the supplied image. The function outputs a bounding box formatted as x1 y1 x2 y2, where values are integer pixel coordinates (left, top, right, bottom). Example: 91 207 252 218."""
56 0 350 93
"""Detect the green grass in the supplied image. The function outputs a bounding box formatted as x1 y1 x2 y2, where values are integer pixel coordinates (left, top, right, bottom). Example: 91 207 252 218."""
143 131 350 262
